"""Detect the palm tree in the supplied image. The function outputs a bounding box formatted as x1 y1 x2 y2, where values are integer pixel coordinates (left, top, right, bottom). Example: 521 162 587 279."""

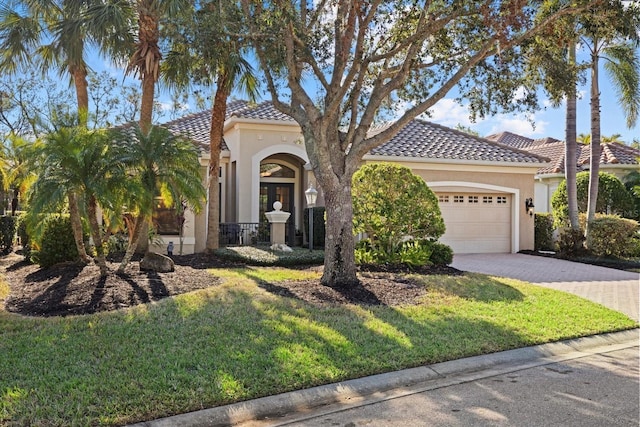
580 5 640 237
163 0 258 251
577 133 591 144
28 124 129 275
112 124 206 273
565 42 580 234
124 0 192 133
0 0 132 261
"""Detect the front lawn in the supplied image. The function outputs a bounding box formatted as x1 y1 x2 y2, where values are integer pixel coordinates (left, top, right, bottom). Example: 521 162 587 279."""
1 266 637 426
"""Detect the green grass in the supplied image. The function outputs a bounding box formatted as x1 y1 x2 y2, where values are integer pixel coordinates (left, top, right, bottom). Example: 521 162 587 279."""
1 268 637 426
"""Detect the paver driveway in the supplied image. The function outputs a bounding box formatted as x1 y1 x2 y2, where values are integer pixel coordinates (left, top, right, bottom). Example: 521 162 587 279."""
451 253 640 322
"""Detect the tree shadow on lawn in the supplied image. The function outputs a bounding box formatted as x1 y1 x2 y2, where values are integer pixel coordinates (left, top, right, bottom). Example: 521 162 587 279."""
246 269 524 307
418 273 525 303
94 290 535 426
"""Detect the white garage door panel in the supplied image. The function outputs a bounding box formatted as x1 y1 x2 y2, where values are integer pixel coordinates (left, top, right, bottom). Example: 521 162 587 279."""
437 193 511 254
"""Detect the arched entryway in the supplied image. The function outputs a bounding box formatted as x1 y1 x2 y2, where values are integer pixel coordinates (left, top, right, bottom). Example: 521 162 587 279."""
259 155 304 245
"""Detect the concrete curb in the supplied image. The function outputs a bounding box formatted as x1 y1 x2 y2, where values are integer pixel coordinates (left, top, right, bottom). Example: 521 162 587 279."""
129 329 639 427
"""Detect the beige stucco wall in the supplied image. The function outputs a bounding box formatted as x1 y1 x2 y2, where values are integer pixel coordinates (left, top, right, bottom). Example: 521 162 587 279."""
188 118 541 254
224 121 308 223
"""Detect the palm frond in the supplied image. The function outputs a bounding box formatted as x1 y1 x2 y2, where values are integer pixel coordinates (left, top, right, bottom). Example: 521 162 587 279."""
603 42 640 128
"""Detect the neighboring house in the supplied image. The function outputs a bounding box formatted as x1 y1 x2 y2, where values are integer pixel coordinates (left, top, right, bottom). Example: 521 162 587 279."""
151 101 548 255
487 131 640 214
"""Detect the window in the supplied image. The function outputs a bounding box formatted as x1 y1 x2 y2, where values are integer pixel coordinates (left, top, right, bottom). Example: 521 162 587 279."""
483 196 493 204
468 196 479 203
438 195 449 203
453 195 464 203
497 196 508 204
260 163 295 178
152 197 181 235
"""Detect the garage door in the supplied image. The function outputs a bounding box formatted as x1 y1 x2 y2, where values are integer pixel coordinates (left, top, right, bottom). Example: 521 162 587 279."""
436 193 511 253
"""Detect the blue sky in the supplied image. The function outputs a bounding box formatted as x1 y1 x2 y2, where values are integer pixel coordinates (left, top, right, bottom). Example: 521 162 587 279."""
427 77 639 143
93 50 639 145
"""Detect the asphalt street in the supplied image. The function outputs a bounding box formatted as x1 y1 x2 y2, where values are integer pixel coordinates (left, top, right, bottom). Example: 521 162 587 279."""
263 345 639 427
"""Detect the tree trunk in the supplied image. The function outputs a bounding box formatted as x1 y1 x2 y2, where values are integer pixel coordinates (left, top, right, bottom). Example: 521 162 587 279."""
139 74 155 134
205 77 231 251
87 195 108 276
71 65 89 125
318 173 359 287
565 42 580 232
586 49 601 239
118 215 145 273
68 191 91 263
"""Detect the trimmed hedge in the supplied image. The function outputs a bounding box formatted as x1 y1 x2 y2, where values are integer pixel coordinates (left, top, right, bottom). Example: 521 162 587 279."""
534 213 554 251
429 241 454 266
31 215 82 268
552 171 635 227
585 215 639 258
0 215 17 254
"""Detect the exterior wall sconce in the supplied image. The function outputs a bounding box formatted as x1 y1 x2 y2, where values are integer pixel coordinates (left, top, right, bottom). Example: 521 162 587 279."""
305 183 318 251
525 198 535 217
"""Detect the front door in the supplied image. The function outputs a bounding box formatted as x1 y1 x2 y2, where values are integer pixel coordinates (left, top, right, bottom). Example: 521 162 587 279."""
259 183 295 244
260 183 294 218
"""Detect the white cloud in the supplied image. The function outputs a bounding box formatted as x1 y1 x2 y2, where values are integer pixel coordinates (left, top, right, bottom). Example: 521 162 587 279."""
426 98 552 138
426 99 475 128
486 114 548 137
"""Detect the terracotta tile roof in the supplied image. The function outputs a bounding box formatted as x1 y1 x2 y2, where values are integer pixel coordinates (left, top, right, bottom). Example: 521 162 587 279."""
162 101 296 152
494 131 640 174
228 101 297 122
369 120 547 164
160 103 550 165
485 131 535 149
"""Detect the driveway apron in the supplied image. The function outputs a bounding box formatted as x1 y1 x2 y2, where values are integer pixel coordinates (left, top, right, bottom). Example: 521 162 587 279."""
451 253 640 322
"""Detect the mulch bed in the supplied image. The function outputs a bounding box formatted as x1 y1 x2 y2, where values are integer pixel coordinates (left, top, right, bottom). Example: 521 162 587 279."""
1 252 462 317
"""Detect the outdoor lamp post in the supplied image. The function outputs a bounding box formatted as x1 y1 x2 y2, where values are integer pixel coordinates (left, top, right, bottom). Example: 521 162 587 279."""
305 183 318 251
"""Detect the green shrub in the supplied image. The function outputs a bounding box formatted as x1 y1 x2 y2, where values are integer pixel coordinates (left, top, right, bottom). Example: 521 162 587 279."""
428 241 454 266
16 213 31 261
106 233 128 257
0 215 17 254
585 215 639 258
31 215 82 268
352 163 445 264
534 213 554 251
552 171 635 227
214 246 324 266
556 227 585 256
396 240 433 266
355 238 442 268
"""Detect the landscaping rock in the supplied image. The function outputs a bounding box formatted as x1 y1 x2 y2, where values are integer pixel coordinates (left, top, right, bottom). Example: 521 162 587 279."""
270 243 293 252
140 252 175 273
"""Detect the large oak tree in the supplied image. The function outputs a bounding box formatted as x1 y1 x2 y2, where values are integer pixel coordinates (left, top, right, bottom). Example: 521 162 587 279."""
242 0 600 287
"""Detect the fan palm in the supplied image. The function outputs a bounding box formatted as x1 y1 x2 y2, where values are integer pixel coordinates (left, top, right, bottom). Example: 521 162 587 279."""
112 124 205 273
124 0 193 132
163 0 259 251
581 4 640 236
0 0 133 260
0 0 127 122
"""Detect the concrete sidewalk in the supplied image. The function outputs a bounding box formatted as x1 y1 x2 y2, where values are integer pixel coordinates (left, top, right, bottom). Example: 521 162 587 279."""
451 253 640 321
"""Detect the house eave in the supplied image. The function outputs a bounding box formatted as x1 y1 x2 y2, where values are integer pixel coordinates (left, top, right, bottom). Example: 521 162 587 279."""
364 154 548 170
223 117 300 133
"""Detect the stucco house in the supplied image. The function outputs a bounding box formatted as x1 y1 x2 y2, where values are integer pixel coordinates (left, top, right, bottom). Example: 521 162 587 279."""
150 101 548 255
487 132 640 214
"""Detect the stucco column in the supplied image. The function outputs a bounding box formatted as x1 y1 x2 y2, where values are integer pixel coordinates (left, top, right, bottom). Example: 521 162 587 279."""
264 201 292 250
